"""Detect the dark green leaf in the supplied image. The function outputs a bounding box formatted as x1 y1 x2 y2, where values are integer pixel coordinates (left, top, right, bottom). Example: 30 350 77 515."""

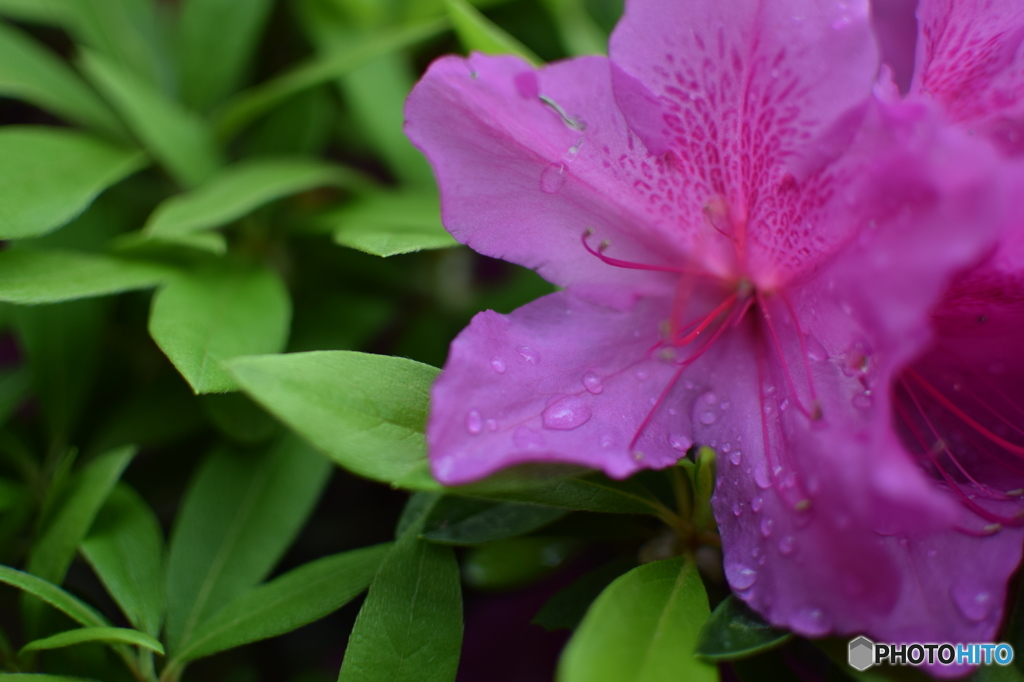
200 393 279 444
422 497 566 545
27 446 136 587
177 0 274 110
445 0 541 64
149 263 291 394
463 537 576 590
0 0 72 24
164 436 330 655
695 596 791 662
330 191 457 257
0 22 123 137
533 557 635 631
0 675 103 682
175 544 390 662
0 564 108 628
558 557 718 682
0 127 143 240
0 367 31 428
226 351 439 489
459 470 667 515
0 250 171 304
80 485 165 637
20 626 164 656
80 50 220 187
338 520 461 682
540 0 606 56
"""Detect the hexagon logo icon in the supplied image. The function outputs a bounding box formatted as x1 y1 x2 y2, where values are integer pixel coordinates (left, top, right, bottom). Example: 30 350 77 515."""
849 636 875 671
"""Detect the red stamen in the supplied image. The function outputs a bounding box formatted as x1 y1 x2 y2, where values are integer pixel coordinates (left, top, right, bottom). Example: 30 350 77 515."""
581 230 707 275
756 291 820 421
674 292 738 345
780 290 819 405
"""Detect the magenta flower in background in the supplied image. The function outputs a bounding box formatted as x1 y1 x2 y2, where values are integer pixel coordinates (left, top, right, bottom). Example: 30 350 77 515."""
405 0 1016 662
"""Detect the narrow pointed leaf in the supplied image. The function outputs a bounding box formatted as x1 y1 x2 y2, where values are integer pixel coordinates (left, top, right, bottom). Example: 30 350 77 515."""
65 0 170 91
149 263 291 394
0 675 103 682
422 497 566 545
0 250 171 304
20 626 164 656
81 485 165 637
338 520 461 682
0 0 72 24
176 544 389 662
695 595 791 662
164 436 330 655
445 0 541 65
0 127 144 240
80 50 220 187
0 564 108 628
558 557 718 682
226 351 439 489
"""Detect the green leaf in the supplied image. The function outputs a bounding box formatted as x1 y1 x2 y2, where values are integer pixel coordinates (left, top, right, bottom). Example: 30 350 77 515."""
200 393 279 444
463 537 576 590
0 127 144 240
693 447 716 530
444 0 541 65
338 520 461 682
0 676 103 682
558 557 718 682
80 485 165 638
27 446 136 587
177 0 274 110
330 191 457 257
533 557 636 631
421 497 566 545
458 471 667 515
0 0 72 24
149 263 291 394
695 596 791 662
142 158 367 241
164 436 330 655
20 626 164 656
217 19 447 138
0 250 171 304
0 367 31 428
0 22 124 137
174 543 389 663
0 564 108 628
80 50 221 187
226 351 439 489
540 0 606 56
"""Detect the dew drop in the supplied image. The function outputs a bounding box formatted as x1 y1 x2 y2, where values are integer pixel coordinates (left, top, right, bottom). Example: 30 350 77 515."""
465 410 483 435
791 608 830 636
582 372 604 394
635 369 650 381
751 497 764 512
754 467 772 490
760 517 774 538
778 535 796 555
684 380 695 390
540 162 567 193
732 502 744 517
670 434 693 452
951 582 994 622
726 563 758 590
702 392 718 405
699 411 717 425
517 346 539 363
720 401 730 410
490 357 506 374
729 450 742 466
542 396 592 430
600 434 614 448
779 399 789 412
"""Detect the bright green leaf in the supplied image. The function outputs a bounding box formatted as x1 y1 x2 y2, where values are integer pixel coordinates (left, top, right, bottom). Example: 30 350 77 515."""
80 50 220 187
445 0 541 65
149 263 291 394
164 436 330 655
177 0 274 110
20 626 164 656
81 485 165 637
217 19 447 139
0 0 72 24
226 351 439 489
143 158 368 240
338 519 462 682
0 564 108 628
175 543 389 662
422 497 566 545
0 22 124 137
27 446 136 587
0 127 144 240
695 595 791 662
330 191 456 257
558 557 718 682
0 250 171 304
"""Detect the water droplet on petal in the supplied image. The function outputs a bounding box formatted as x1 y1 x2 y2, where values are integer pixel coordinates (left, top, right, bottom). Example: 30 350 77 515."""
699 411 717 425
518 346 539 363
754 467 772 489
729 450 742 466
791 608 829 636
751 497 763 512
542 396 592 430
951 582 994 622
490 357 506 373
732 502 744 517
684 380 695 390
634 369 649 381
670 434 693 452
540 162 567 193
582 372 603 394
726 563 758 590
760 518 774 537
778 535 796 555
779 399 789 412
600 434 614 448
702 392 718 405
465 410 483 434
486 419 498 432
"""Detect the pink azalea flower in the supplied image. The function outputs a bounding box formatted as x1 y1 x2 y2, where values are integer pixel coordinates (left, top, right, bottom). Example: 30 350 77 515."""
405 0 1011 659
